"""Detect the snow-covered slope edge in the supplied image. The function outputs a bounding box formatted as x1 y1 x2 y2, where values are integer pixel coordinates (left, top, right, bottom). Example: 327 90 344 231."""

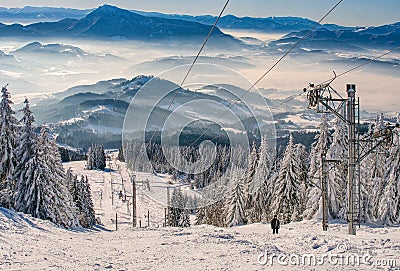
1 205 400 271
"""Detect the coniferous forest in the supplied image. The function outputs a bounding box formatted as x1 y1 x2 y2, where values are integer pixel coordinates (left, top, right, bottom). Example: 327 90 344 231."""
124 112 400 227
0 86 95 228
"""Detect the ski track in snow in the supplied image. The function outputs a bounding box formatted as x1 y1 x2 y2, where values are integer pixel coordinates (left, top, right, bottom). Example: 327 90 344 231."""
0 151 399 270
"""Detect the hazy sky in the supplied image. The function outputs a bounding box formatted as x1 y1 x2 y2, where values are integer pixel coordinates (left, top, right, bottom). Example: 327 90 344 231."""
1 0 399 26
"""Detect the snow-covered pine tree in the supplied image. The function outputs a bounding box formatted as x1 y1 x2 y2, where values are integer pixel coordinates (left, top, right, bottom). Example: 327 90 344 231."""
179 209 191 228
170 187 185 227
226 167 246 227
195 205 206 225
243 142 258 221
66 168 78 198
0 85 18 184
195 175 227 227
294 143 309 220
378 125 400 225
45 127 71 186
13 120 79 228
326 115 348 219
361 114 387 221
87 143 106 170
271 133 303 223
0 85 18 207
249 137 274 222
244 142 258 196
304 114 331 220
86 144 95 170
117 145 125 162
75 176 96 228
13 98 37 209
97 145 106 170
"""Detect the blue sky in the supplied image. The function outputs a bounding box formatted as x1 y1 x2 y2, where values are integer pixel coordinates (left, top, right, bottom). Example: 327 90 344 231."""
1 0 399 26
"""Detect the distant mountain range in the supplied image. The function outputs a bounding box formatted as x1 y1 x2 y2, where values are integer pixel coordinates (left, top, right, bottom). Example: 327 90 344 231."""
0 5 351 33
0 5 237 45
0 5 398 50
269 22 400 52
132 12 340 33
0 6 90 22
0 6 352 33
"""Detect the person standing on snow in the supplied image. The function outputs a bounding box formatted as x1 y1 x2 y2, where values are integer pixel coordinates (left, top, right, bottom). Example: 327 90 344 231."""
271 215 280 234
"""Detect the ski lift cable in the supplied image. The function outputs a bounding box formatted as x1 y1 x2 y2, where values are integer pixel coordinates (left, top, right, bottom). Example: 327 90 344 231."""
270 45 400 112
318 45 400 86
188 0 344 148
250 0 344 92
147 0 231 144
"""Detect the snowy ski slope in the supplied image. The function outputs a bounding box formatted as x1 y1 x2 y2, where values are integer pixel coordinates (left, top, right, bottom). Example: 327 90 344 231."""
0 151 399 270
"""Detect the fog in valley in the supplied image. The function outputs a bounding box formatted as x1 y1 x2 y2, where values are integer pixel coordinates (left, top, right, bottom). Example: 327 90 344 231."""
0 28 399 112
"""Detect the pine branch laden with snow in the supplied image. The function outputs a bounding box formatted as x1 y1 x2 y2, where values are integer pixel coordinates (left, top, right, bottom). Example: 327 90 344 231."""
0 85 18 204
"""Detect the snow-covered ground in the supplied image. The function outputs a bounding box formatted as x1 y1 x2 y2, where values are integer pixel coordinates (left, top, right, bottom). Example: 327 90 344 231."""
63 151 199 229
1 152 399 270
1 208 400 271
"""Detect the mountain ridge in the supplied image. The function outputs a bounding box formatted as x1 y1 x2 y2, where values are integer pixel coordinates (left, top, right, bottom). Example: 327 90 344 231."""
0 5 238 44
4 5 400 34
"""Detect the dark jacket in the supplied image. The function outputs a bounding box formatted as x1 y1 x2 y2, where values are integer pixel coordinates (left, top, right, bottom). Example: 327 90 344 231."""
271 218 280 229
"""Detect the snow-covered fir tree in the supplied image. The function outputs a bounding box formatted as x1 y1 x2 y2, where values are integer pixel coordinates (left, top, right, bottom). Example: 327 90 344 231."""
13 111 79 228
195 175 228 227
66 168 78 197
304 114 331 220
66 169 96 228
294 142 309 220
179 209 191 228
169 187 191 227
226 167 246 227
243 142 258 220
75 176 96 228
271 133 303 223
87 143 106 170
249 137 274 222
244 142 258 196
378 125 400 225
0 85 18 207
326 115 348 219
13 98 37 210
361 114 387 221
117 145 125 162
